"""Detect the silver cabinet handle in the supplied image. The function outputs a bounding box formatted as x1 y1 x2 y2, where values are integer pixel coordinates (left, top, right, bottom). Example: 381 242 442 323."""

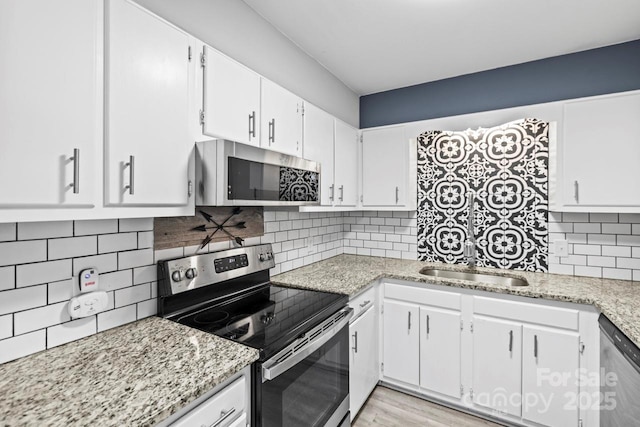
329 184 334 202
408 311 412 331
70 148 80 194
574 180 579 204
209 407 236 427
534 334 538 358
509 330 513 352
426 314 430 336
339 185 344 202
359 300 371 308
125 155 135 195
268 119 275 143
395 186 399 204
248 111 256 139
352 331 358 353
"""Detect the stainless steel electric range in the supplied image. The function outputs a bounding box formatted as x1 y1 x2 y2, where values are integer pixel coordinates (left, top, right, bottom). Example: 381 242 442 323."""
158 244 352 427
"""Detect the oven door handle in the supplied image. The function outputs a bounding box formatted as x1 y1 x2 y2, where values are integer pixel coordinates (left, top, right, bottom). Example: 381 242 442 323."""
261 307 353 382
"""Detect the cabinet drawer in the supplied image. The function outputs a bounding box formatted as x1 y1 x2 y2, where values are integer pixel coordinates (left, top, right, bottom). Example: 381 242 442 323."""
349 286 376 319
172 376 245 427
384 283 461 310
473 296 579 330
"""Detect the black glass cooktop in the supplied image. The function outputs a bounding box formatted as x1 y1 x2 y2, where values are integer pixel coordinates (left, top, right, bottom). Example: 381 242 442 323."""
173 284 347 360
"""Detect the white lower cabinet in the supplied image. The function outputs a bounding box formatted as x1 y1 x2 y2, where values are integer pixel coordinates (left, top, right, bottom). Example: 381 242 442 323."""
471 316 523 417
380 281 598 427
522 326 580 427
349 305 378 416
419 306 462 400
382 300 419 385
169 370 248 427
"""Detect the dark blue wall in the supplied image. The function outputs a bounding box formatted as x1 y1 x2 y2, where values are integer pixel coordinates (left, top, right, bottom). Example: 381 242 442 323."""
360 39 640 128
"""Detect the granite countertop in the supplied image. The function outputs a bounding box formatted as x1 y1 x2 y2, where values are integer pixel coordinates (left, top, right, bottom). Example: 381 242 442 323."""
272 254 640 348
0 317 259 427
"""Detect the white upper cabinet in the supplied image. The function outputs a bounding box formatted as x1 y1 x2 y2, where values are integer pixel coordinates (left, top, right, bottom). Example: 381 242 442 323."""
334 120 359 207
552 90 640 212
361 125 416 208
201 47 261 146
261 79 304 156
105 0 192 206
303 103 335 205
0 0 101 210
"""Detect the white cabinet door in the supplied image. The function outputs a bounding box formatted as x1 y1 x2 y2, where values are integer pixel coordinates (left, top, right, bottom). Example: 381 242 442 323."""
334 120 359 207
0 0 100 208
202 47 260 146
349 306 379 417
561 91 640 209
362 126 408 207
303 103 335 206
419 306 461 400
105 0 192 206
522 326 580 427
472 316 522 418
382 300 419 385
261 79 303 156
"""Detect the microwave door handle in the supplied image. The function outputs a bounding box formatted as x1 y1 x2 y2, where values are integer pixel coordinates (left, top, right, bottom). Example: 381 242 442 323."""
261 307 353 382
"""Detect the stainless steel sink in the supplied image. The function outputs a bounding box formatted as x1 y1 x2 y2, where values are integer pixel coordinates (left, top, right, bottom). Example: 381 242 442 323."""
419 267 529 287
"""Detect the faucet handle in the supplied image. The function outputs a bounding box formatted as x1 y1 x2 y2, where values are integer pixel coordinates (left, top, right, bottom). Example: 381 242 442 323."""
463 240 475 257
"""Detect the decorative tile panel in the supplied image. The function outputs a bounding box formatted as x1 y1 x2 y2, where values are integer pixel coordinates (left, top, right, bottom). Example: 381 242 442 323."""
417 118 549 271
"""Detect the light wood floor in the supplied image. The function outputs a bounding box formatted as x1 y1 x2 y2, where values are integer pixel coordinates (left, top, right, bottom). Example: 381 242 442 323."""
353 386 504 427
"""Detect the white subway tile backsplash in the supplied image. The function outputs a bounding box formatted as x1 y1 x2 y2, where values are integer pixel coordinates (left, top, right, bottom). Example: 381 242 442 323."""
574 223 601 234
0 285 47 316
48 279 74 304
617 257 640 270
574 266 602 278
602 223 631 235
573 244 601 256
562 213 589 222
590 213 618 223
0 266 15 291
48 236 97 260
602 246 631 257
97 305 137 332
18 221 73 240
16 259 71 288
137 298 157 318
120 248 154 269
137 231 154 249
14 302 70 335
586 256 616 268
0 330 46 364
617 235 640 246
602 268 632 281
119 218 153 232
549 263 574 275
98 232 137 253
114 283 150 308
47 317 96 349
100 270 133 291
74 219 118 236
133 265 156 285
73 253 118 276
0 314 12 340
0 223 17 242
0 240 47 267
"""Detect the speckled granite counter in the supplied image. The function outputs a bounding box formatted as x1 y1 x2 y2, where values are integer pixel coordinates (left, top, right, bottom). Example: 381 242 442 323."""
0 317 259 427
272 255 640 348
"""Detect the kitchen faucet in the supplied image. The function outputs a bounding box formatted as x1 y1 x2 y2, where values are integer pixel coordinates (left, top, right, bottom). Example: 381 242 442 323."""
464 192 477 267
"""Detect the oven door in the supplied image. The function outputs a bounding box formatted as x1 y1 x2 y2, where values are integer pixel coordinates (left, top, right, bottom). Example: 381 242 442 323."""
254 307 353 427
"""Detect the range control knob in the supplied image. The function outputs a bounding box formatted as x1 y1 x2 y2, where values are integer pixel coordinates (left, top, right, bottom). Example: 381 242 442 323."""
185 268 198 280
259 253 266 262
171 270 183 282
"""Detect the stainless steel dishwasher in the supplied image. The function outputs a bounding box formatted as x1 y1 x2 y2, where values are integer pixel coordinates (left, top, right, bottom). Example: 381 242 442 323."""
599 314 640 426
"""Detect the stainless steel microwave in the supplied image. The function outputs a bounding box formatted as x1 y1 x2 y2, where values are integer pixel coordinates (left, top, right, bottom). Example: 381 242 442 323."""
195 140 321 206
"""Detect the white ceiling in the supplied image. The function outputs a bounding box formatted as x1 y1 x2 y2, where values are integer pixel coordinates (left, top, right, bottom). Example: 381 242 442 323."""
242 0 640 96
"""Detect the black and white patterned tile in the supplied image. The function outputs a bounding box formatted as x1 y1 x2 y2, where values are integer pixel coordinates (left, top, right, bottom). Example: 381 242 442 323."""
417 118 549 272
